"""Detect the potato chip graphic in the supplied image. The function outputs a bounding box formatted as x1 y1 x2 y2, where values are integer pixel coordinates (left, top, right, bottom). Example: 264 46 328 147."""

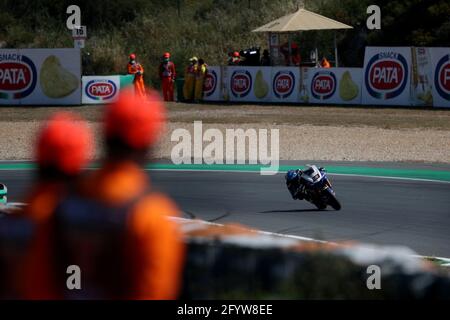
339 71 358 101
254 70 269 99
40 55 79 98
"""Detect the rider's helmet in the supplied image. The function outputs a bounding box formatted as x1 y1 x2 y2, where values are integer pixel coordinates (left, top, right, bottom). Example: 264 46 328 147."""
285 170 299 182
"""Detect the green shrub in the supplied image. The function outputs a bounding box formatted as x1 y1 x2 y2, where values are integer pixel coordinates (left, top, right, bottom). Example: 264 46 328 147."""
1 0 449 86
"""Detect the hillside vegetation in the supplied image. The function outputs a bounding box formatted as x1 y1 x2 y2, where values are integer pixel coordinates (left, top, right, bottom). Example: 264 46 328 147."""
1 0 449 86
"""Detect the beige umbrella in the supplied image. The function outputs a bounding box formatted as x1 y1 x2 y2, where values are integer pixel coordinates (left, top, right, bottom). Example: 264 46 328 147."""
252 8 353 66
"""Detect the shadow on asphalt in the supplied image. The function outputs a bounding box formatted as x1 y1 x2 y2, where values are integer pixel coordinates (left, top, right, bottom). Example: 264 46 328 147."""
258 208 324 213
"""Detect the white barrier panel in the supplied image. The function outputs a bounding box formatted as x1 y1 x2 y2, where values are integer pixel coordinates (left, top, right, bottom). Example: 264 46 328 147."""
362 47 411 106
0 48 81 105
304 67 363 105
207 46 449 107
228 66 272 102
270 67 300 103
202 66 221 101
430 47 450 108
82 75 120 104
410 47 433 107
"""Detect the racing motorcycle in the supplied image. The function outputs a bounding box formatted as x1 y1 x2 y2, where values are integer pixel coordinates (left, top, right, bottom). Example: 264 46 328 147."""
285 165 341 211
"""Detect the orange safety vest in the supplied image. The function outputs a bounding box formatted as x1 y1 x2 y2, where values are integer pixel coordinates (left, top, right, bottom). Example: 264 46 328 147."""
127 62 145 81
321 59 331 68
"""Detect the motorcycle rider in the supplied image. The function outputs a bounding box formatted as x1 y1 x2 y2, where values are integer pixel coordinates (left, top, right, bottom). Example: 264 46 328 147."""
285 166 325 200
285 169 306 200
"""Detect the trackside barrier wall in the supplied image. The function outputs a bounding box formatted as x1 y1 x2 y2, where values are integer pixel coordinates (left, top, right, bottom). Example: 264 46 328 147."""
205 66 364 105
203 46 450 108
362 46 450 108
0 48 81 105
304 67 363 105
430 48 450 108
3 47 447 107
362 47 412 106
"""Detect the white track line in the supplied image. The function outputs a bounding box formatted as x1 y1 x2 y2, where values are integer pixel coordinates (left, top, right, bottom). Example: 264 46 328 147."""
174 217 450 264
0 161 449 184
143 168 450 184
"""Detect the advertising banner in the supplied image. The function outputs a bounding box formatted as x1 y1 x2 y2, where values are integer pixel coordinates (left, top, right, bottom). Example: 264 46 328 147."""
202 66 221 101
0 48 81 105
430 47 450 108
205 45 449 107
228 67 272 102
270 67 300 103
304 67 362 105
82 75 120 104
362 47 411 106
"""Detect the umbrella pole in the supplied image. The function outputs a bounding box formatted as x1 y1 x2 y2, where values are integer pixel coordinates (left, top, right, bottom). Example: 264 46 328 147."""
334 31 338 67
288 33 292 66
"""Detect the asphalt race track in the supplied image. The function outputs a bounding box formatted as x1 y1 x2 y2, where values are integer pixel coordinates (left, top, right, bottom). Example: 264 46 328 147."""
1 166 450 257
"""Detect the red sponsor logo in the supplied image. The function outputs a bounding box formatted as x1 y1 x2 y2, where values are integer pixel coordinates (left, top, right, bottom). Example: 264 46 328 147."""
439 62 450 92
275 75 292 94
233 75 250 93
273 70 295 99
311 71 336 100
203 70 217 96
369 60 404 90
313 75 334 94
89 82 114 97
0 62 32 91
85 79 117 100
204 75 214 91
230 70 252 98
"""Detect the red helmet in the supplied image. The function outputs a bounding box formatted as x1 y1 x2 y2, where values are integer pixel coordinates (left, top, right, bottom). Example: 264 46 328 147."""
36 112 93 175
163 52 171 58
233 51 240 57
129 53 136 60
104 88 166 150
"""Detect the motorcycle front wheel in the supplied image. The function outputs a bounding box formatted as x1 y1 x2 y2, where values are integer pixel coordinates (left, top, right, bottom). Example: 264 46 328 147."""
324 188 341 211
